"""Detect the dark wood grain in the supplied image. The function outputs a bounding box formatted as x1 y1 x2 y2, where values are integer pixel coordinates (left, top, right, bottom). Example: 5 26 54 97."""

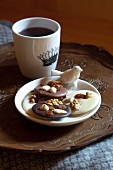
0 42 113 153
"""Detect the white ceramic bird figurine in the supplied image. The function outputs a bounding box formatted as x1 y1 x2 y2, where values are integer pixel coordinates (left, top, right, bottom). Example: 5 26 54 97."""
51 66 83 84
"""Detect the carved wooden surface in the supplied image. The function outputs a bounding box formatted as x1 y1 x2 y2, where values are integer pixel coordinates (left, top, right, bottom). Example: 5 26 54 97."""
0 42 113 153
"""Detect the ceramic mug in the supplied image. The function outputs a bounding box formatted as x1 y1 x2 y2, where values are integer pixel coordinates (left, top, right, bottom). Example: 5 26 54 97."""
12 17 61 78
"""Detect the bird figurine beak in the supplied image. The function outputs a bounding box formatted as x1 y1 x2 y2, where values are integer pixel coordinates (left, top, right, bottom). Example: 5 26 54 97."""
74 66 83 72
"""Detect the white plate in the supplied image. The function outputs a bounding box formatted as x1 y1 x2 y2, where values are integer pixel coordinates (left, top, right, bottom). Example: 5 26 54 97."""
15 76 101 127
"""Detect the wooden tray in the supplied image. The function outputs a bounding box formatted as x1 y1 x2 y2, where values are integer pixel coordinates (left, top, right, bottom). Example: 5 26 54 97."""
0 42 113 153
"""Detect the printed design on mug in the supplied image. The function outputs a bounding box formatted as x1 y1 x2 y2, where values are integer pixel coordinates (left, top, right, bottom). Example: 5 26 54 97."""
37 47 59 66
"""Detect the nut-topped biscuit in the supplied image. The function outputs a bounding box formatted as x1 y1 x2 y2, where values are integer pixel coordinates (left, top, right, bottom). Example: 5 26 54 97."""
32 100 72 119
34 80 67 98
